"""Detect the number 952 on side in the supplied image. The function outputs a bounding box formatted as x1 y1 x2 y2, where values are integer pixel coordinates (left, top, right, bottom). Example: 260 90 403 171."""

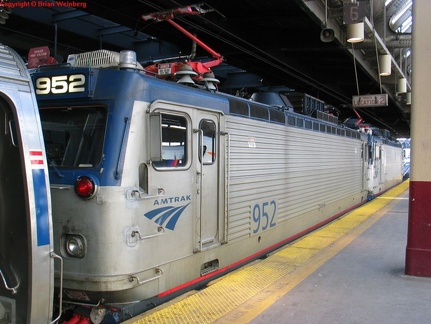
250 200 277 235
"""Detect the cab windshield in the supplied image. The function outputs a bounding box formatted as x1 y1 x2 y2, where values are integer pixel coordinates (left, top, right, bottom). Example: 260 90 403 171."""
39 105 107 168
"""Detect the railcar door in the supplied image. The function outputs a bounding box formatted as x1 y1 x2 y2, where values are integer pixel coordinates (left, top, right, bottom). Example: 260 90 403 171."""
0 45 55 323
362 140 368 191
195 111 225 251
148 101 225 256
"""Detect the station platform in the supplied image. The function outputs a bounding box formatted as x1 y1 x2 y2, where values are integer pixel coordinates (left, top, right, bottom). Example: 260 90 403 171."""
125 180 431 323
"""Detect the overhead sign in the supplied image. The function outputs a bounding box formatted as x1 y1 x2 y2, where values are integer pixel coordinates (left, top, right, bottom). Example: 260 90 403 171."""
352 94 388 108
28 46 50 68
344 1 367 24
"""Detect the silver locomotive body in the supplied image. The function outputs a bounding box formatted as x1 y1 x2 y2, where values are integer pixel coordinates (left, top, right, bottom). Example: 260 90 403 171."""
30 50 403 320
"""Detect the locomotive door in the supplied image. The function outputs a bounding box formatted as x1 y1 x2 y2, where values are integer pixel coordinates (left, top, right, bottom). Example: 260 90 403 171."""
0 45 55 324
362 141 368 191
196 111 224 251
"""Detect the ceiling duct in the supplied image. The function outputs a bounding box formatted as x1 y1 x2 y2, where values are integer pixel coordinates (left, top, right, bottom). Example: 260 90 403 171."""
389 0 412 32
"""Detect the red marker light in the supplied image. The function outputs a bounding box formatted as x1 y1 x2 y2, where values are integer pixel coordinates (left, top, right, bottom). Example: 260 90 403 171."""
74 176 96 199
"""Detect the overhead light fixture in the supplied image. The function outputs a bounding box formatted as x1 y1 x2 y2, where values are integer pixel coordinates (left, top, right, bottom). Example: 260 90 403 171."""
397 77 407 94
347 22 364 43
406 91 411 105
379 54 391 76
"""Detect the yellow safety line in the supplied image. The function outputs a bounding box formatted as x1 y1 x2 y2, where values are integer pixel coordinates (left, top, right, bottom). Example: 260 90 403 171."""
126 181 409 324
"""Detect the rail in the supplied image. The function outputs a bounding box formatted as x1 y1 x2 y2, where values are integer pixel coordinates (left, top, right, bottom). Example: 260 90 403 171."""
50 252 63 324
0 268 19 294
130 268 164 286
195 128 204 252
131 228 165 240
126 187 166 200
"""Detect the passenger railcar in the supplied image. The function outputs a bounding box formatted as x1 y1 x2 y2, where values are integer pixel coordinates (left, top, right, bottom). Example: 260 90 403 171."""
0 44 56 323
29 49 403 322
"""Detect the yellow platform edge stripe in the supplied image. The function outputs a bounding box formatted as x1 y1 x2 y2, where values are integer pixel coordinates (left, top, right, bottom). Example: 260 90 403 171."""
127 180 409 324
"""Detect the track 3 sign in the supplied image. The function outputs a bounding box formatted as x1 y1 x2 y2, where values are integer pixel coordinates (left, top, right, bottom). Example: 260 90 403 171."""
352 94 388 108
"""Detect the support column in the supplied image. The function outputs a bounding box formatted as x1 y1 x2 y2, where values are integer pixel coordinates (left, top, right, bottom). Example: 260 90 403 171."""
405 0 431 276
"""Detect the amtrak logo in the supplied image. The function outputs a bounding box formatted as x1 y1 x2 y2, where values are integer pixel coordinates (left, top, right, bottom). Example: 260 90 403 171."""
144 203 190 230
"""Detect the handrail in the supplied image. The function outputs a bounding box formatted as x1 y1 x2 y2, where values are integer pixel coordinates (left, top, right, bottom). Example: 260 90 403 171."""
8 120 17 147
0 268 19 294
131 227 165 240
195 128 204 252
126 187 165 201
130 268 163 286
223 131 230 243
50 252 63 324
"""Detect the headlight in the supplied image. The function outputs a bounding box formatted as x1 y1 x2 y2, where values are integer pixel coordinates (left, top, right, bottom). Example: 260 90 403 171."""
65 234 86 258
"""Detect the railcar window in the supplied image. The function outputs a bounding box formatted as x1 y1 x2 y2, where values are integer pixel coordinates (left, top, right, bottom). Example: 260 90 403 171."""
199 120 216 165
229 99 249 116
153 114 187 168
297 118 304 128
40 106 106 168
250 104 269 120
270 110 285 124
287 115 295 126
330 126 336 134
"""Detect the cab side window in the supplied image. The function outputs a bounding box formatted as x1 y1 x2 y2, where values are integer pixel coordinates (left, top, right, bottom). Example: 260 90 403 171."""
153 114 187 168
199 119 216 165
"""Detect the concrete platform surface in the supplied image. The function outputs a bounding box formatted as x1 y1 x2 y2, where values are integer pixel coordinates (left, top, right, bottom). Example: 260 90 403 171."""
250 186 431 324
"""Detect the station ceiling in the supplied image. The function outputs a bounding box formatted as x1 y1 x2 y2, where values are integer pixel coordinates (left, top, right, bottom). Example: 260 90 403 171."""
0 0 412 137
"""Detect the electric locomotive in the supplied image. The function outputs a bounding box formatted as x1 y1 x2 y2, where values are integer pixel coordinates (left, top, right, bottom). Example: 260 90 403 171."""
27 46 403 322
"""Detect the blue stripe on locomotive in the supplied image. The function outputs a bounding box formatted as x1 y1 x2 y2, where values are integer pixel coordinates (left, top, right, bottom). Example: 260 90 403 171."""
34 68 230 187
32 168 50 246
